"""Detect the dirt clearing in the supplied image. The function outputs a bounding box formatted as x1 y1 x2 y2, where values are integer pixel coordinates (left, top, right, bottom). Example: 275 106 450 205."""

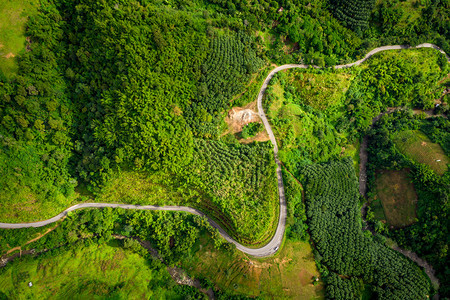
224 100 269 143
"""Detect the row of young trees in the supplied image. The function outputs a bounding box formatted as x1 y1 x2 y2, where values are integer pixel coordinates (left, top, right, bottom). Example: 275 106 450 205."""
182 139 278 243
188 32 264 138
331 0 375 32
301 158 431 299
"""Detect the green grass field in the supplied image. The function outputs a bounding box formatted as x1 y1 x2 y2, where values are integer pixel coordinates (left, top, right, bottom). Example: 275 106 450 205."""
0 0 39 77
268 82 287 119
374 169 418 227
97 171 193 206
393 130 449 175
0 242 183 299
342 141 360 177
182 235 324 299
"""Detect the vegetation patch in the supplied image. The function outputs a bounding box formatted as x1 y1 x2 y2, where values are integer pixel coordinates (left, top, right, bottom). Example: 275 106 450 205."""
97 171 195 206
241 122 262 139
290 70 353 111
393 130 449 175
366 112 449 296
183 235 323 299
187 140 278 244
374 169 418 227
0 0 39 77
301 159 431 299
0 242 196 299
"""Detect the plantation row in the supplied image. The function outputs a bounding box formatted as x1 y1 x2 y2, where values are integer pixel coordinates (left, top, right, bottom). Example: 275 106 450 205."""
331 0 375 31
188 139 278 243
301 159 430 299
198 32 264 115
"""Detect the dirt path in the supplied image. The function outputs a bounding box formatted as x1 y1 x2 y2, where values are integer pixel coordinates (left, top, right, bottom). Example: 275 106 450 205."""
5 218 64 255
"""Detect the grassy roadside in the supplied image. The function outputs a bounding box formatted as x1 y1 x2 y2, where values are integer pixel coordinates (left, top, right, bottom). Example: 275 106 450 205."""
182 233 324 299
0 168 279 248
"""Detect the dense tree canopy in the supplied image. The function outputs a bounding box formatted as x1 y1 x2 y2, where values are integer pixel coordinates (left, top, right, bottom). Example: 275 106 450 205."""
301 159 431 299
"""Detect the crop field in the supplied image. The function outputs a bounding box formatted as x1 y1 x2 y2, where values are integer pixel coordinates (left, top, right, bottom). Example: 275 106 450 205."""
393 130 449 175
183 235 324 299
375 169 418 227
0 0 38 77
0 242 180 299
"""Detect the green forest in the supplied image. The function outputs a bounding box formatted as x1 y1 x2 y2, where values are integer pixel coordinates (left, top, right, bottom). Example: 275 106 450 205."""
0 0 449 298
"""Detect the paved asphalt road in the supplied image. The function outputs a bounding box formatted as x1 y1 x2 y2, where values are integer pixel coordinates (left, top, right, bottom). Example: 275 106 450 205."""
1 43 448 257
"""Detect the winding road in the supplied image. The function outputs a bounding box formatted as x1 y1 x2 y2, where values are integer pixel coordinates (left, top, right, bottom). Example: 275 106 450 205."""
0 43 448 258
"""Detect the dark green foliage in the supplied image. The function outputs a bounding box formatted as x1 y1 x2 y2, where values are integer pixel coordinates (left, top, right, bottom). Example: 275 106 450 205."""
326 273 364 299
186 140 278 243
63 0 203 184
188 32 264 137
282 169 308 241
302 158 431 299
241 122 262 139
367 112 449 297
0 3 75 208
331 0 375 31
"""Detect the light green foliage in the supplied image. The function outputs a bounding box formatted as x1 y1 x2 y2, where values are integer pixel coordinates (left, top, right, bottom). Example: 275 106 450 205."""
393 130 449 175
182 233 324 298
342 48 448 136
359 48 446 108
290 70 354 111
0 141 75 222
0 243 201 299
241 122 262 139
97 171 197 206
265 71 344 169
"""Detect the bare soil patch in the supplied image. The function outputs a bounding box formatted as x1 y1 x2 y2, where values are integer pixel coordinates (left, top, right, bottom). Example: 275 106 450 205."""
375 169 418 227
5 52 15 58
224 100 269 143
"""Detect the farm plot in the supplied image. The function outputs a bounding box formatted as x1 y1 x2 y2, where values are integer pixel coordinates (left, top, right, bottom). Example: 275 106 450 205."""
374 169 418 227
393 130 449 175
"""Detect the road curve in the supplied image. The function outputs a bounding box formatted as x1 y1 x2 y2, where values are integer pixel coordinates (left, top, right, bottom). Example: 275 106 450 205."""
0 43 448 258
